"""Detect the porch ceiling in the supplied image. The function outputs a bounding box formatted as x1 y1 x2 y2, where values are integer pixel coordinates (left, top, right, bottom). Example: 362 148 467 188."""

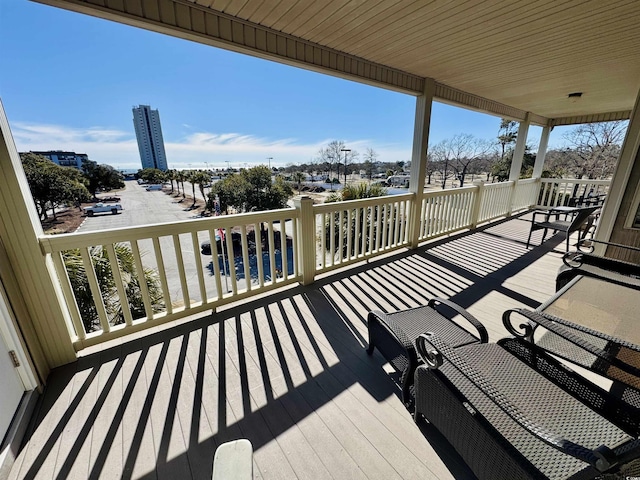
32 0 640 123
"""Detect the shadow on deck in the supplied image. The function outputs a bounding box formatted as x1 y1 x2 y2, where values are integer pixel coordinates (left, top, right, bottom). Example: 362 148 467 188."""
11 212 568 480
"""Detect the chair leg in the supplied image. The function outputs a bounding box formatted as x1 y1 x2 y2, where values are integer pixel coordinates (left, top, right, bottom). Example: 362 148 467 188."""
526 228 533 248
541 228 549 244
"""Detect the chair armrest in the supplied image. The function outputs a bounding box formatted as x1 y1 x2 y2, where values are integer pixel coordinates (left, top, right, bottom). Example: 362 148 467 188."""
427 297 488 343
531 210 551 222
415 332 623 472
502 309 640 378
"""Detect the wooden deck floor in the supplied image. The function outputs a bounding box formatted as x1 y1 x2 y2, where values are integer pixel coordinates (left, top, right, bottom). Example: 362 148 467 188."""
10 213 571 480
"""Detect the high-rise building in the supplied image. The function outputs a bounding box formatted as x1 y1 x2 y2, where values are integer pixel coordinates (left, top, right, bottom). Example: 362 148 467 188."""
132 104 168 171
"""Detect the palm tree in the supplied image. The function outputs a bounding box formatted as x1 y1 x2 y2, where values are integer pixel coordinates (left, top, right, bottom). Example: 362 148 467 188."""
175 170 187 199
166 169 176 193
191 170 211 211
186 170 198 207
63 243 164 333
292 171 306 192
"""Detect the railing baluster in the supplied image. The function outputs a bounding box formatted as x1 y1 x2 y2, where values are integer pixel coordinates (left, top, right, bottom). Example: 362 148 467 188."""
80 246 111 333
381 203 389 250
208 228 224 299
52 251 86 341
254 223 265 288
152 237 172 315
267 221 277 283
129 240 154 320
240 225 251 292
223 227 238 294
338 210 344 263
354 206 361 258
105 243 134 327
290 217 298 277
191 231 208 303
280 218 288 281
375 204 383 252
368 205 375 255
329 213 335 266
346 208 352 260
172 234 191 310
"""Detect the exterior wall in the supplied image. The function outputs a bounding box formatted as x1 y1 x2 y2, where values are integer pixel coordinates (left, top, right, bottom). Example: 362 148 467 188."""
608 146 640 263
29 151 88 169
132 105 168 171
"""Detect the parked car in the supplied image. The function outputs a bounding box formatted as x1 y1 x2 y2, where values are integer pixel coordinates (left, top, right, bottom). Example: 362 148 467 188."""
146 184 163 191
83 202 123 216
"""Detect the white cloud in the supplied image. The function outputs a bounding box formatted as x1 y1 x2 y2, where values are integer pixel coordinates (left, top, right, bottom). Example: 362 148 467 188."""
9 121 411 170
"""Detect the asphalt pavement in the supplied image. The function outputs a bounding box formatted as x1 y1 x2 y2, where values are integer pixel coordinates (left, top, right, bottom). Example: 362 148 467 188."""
77 181 201 232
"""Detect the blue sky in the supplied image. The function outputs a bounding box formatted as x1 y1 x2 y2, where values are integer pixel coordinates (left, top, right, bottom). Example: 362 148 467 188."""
1 0 558 171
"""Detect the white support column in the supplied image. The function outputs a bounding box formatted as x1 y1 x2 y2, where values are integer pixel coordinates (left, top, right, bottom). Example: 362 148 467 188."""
294 195 316 285
532 125 551 179
0 100 76 368
408 78 435 248
596 88 640 247
509 114 531 181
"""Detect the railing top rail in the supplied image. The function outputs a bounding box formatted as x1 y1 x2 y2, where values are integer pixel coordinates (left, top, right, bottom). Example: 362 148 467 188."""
540 178 611 185
40 206 298 253
516 178 539 184
421 185 477 199
482 180 514 189
312 192 414 214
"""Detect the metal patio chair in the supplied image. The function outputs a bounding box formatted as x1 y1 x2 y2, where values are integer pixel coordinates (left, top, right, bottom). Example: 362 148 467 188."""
526 206 600 252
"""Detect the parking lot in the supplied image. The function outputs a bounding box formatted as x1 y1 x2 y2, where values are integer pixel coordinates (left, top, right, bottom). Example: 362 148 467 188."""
77 181 201 233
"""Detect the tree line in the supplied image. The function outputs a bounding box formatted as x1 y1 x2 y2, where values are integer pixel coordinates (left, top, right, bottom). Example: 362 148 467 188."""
275 119 626 190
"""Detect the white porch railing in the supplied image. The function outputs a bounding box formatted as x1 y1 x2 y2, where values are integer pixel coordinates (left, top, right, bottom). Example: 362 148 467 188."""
536 178 610 208
40 209 301 349
38 177 608 351
313 193 413 274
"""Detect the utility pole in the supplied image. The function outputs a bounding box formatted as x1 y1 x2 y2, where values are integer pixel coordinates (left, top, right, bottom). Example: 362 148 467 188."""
341 148 351 186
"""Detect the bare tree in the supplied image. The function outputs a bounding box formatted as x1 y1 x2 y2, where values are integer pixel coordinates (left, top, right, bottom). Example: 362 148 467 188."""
363 147 378 182
561 121 627 179
318 140 358 186
317 140 344 184
431 134 493 188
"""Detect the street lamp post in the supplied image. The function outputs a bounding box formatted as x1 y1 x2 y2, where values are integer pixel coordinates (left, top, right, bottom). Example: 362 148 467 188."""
267 157 273 171
340 148 351 186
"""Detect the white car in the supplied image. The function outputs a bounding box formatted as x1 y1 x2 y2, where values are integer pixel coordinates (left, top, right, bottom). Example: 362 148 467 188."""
83 202 123 216
145 184 163 191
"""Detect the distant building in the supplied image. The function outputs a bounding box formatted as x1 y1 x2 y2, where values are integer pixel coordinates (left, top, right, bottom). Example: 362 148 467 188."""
132 104 168 171
29 150 89 169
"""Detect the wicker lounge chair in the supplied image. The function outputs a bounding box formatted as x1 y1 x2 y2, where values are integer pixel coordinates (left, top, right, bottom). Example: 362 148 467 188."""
413 332 640 479
503 308 640 426
556 239 640 290
366 298 488 408
526 206 600 252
